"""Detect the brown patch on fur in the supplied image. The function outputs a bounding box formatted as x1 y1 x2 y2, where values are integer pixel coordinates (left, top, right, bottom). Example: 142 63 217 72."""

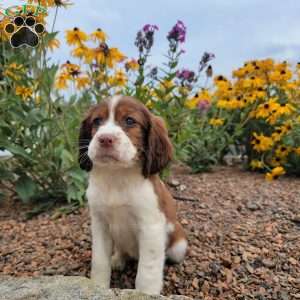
114 96 173 177
150 175 187 249
143 114 173 177
78 102 109 171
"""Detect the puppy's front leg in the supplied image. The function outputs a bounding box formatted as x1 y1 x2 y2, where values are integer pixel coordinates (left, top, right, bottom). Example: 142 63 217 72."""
135 222 166 295
90 212 112 289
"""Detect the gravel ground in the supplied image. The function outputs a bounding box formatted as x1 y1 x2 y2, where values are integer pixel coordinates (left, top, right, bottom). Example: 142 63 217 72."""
0 166 300 300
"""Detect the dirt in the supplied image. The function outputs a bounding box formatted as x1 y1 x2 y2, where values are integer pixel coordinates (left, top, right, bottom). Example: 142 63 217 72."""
0 166 299 300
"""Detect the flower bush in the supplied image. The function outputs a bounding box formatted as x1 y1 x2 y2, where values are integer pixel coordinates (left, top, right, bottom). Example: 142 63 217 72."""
0 2 87 204
0 1 299 206
210 60 300 179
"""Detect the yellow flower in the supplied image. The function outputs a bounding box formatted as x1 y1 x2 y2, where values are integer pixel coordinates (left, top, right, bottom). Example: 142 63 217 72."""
209 118 224 126
186 90 211 109
160 80 174 90
90 28 108 42
114 70 128 86
251 133 274 152
92 45 126 68
250 160 264 170
108 70 127 87
146 100 154 109
265 167 285 181
47 38 60 51
28 0 72 7
271 123 292 142
255 98 280 119
214 75 230 90
61 61 81 77
3 63 25 81
269 69 292 83
55 72 71 89
276 103 295 115
72 45 91 60
66 27 88 46
15 86 33 100
75 76 90 89
270 156 286 167
275 145 291 158
125 59 139 71
257 59 274 72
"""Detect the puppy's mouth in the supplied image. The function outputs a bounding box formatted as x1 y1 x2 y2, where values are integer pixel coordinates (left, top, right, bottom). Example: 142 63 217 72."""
95 151 120 163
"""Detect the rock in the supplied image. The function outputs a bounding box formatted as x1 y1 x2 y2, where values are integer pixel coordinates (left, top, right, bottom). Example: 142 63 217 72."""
0 276 192 300
167 179 180 187
246 201 260 211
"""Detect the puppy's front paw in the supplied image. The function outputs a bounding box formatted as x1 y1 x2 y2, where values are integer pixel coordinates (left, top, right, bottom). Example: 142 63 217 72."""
91 270 110 289
111 252 126 271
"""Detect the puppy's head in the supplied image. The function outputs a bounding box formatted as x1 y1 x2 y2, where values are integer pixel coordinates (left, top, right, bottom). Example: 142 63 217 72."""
78 95 173 176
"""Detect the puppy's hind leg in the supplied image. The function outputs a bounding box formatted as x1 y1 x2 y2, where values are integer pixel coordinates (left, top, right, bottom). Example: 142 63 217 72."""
166 221 188 264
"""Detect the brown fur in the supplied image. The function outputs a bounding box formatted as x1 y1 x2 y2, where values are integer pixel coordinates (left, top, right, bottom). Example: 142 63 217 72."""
78 102 109 171
150 175 187 249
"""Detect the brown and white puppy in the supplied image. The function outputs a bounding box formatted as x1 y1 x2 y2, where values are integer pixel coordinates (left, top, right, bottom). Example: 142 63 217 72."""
79 95 187 295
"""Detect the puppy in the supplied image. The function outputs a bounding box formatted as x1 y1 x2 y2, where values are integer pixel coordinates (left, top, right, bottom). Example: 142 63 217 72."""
78 95 187 295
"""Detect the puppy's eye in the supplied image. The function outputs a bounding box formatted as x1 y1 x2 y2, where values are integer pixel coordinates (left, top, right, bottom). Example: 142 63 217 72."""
125 117 136 127
93 117 102 126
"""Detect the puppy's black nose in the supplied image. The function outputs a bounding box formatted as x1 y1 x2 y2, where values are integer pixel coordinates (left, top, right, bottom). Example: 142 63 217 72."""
98 134 115 148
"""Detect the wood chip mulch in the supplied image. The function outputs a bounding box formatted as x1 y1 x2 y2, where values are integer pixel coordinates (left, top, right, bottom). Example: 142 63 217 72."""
0 166 299 300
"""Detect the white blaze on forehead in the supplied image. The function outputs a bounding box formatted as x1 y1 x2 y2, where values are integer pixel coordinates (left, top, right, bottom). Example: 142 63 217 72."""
88 95 138 166
108 95 123 122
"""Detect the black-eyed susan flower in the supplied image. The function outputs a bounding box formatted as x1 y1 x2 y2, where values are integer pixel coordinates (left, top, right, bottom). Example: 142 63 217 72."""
275 145 291 158
255 98 280 119
251 133 274 152
91 28 107 43
66 27 88 46
185 89 212 109
265 166 285 181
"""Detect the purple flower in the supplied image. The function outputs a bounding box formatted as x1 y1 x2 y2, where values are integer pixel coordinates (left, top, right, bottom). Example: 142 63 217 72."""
176 68 195 82
167 20 186 43
143 24 159 33
197 100 211 112
135 24 159 53
199 52 215 72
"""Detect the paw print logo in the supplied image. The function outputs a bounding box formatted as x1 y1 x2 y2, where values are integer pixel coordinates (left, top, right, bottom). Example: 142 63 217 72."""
4 16 45 48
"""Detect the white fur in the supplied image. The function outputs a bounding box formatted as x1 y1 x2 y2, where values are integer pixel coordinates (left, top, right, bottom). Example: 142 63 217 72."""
87 168 166 294
87 96 167 294
166 239 188 263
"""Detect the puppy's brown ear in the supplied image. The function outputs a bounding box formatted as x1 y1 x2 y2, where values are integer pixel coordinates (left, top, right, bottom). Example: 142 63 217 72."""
78 116 93 172
143 116 173 177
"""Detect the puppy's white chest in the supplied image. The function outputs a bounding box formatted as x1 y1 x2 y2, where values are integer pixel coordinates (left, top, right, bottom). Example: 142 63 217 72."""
87 170 165 258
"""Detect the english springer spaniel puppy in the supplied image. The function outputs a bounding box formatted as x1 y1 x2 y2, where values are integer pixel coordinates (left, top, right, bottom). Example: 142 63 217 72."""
79 95 187 295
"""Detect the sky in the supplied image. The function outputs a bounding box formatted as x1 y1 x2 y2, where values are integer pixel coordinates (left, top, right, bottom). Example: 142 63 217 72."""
2 0 300 76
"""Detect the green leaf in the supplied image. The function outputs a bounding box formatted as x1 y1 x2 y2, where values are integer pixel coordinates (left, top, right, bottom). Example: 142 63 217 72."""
0 168 14 181
1 144 34 162
15 175 38 203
